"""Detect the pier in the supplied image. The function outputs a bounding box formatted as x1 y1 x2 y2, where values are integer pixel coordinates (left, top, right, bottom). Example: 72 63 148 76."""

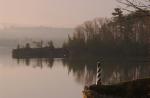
12 47 69 58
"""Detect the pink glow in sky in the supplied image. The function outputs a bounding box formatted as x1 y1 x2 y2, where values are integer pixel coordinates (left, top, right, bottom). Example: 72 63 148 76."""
0 0 118 27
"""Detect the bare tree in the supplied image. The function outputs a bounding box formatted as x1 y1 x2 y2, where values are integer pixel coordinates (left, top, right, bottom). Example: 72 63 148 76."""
117 0 150 15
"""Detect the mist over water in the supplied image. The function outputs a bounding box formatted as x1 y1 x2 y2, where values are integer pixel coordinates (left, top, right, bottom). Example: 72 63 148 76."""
0 26 74 48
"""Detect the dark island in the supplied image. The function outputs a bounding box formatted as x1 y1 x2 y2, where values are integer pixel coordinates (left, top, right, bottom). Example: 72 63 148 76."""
12 41 69 58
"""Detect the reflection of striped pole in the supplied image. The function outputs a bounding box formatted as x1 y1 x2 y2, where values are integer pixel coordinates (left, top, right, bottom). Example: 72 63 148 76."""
96 61 102 85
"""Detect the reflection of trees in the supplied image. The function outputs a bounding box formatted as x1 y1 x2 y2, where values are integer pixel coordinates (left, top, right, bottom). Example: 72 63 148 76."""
16 58 54 69
17 58 31 66
44 58 54 68
25 59 30 65
16 57 150 86
62 58 97 86
63 58 150 85
99 59 150 84
36 58 43 68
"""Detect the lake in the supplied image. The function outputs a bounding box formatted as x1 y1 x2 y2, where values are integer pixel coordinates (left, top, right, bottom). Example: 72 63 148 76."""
1 47 150 98
0 48 87 98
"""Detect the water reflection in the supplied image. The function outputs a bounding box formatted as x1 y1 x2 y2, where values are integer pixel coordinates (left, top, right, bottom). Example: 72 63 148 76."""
102 61 150 84
14 57 150 98
15 57 150 85
16 58 54 68
15 58 97 85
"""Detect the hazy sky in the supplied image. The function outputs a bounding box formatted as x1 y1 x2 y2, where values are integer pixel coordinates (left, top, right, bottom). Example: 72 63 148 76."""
0 0 118 28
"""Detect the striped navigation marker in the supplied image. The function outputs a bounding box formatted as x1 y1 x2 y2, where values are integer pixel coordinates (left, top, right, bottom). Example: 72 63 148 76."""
96 61 102 85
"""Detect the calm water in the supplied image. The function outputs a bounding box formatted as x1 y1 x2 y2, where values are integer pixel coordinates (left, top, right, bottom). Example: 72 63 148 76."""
1 47 150 98
0 49 87 98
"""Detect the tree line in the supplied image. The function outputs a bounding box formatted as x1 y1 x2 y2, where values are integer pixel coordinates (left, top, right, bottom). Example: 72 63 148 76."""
17 40 55 49
63 7 150 57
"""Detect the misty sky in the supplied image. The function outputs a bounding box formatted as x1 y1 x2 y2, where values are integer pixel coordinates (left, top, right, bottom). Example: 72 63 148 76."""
0 0 118 28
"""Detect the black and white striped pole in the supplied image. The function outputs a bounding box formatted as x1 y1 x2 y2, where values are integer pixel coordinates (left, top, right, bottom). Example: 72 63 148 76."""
96 61 102 85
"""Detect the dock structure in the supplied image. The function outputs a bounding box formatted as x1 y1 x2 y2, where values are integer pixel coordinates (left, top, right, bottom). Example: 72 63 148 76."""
12 47 69 58
83 61 150 98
